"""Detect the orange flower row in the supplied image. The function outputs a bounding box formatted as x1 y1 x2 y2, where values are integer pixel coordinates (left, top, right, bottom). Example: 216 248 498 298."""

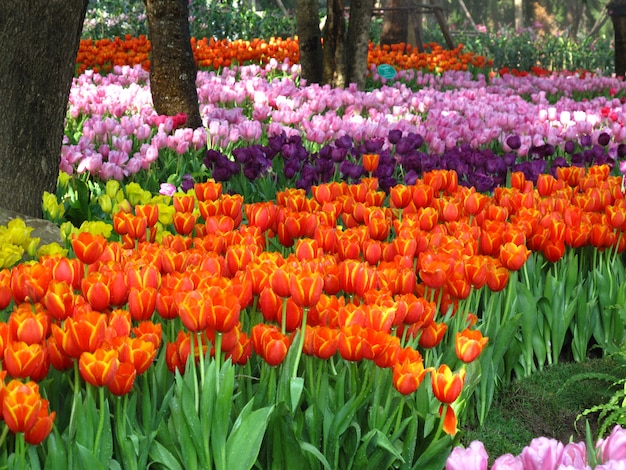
75 35 492 75
368 42 493 73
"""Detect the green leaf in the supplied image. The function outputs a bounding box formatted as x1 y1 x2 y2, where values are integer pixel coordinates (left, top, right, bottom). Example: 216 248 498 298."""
168 394 199 467
76 443 108 470
411 434 453 470
289 376 304 413
27 446 41 470
299 442 332 470
225 405 274 470
213 362 235 470
44 429 67 470
148 440 184 470
97 398 113 465
176 372 207 467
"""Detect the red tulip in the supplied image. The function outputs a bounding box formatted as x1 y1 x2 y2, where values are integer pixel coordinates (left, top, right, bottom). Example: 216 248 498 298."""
107 361 137 396
251 324 291 367
499 242 530 271
392 349 429 395
289 268 324 308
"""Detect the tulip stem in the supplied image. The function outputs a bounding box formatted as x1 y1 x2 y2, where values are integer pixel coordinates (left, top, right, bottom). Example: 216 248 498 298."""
215 331 223 393
197 332 205 391
0 425 8 453
93 385 106 457
291 307 308 379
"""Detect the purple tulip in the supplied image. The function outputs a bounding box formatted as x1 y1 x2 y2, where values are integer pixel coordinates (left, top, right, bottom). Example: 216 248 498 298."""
388 129 403 144
597 425 626 463
580 134 593 147
564 141 576 154
445 441 488 470
519 437 564 470
598 132 611 146
506 135 522 150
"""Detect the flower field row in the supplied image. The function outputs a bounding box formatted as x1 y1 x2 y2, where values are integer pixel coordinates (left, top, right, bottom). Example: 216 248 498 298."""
3 157 626 466
76 35 491 76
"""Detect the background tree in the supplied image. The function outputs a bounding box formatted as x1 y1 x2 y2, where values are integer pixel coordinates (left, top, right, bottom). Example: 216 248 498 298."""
297 0 373 89
0 0 88 218
610 0 626 76
380 0 409 46
144 0 203 128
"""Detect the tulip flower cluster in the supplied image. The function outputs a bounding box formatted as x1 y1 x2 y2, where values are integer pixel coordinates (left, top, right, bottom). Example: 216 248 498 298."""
74 35 490 76
446 424 626 469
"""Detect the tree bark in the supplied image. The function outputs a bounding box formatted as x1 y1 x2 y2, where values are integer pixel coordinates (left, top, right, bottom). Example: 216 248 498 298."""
322 0 347 87
0 0 87 218
514 0 524 30
380 0 409 45
345 0 374 89
296 0 324 84
610 0 626 76
144 0 203 129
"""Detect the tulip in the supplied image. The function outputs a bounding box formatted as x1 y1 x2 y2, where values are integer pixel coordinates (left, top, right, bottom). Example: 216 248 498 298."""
66 310 107 354
24 398 55 445
8 303 49 345
597 425 626 463
128 286 157 321
491 453 524 470
71 231 106 265
4 341 46 379
205 285 241 333
0 268 13 310
10 262 51 304
251 324 291 367
499 241 531 271
337 324 372 362
79 348 119 387
303 325 338 360
392 353 429 395
446 440 488 470
2 379 42 434
419 320 447 348
431 364 465 404
519 437 564 470
289 268 324 308
107 361 137 396
456 328 489 363
175 290 208 333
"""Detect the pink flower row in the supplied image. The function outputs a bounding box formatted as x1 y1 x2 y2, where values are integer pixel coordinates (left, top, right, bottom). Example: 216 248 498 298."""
62 63 626 181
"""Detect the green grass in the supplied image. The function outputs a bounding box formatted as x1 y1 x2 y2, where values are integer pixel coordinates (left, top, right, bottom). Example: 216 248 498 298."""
460 356 626 463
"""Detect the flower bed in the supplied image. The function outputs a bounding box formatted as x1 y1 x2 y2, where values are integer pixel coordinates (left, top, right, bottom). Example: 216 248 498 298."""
2 37 626 468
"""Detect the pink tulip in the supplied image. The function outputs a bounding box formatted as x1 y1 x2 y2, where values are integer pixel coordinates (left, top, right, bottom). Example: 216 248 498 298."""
445 441 488 470
519 437 564 470
597 425 626 463
491 453 524 469
561 441 587 468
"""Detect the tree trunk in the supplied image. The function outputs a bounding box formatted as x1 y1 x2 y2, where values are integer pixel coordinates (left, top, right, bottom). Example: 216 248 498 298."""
144 0 203 129
322 0 347 87
380 0 408 45
296 0 324 84
610 0 626 76
345 0 374 89
514 0 524 30
0 0 87 218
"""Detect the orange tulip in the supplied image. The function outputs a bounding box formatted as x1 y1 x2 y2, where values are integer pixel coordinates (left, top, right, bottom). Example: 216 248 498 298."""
79 348 119 387
71 231 106 265
65 310 107 354
128 286 157 321
251 324 291 367
303 325 338 360
8 303 49 345
4 341 47 379
392 350 429 395
81 272 111 312
431 364 465 404
10 262 51 304
24 398 55 445
2 379 42 434
289 268 324 308
116 337 157 374
107 361 137 396
418 320 447 348
0 268 13 310
362 153 380 173
337 324 373 361
418 252 451 289
486 260 509 292
42 279 76 321
499 242 530 271
172 211 197 236
194 180 222 202
175 290 208 332
455 328 488 363
173 194 195 213
205 285 241 333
